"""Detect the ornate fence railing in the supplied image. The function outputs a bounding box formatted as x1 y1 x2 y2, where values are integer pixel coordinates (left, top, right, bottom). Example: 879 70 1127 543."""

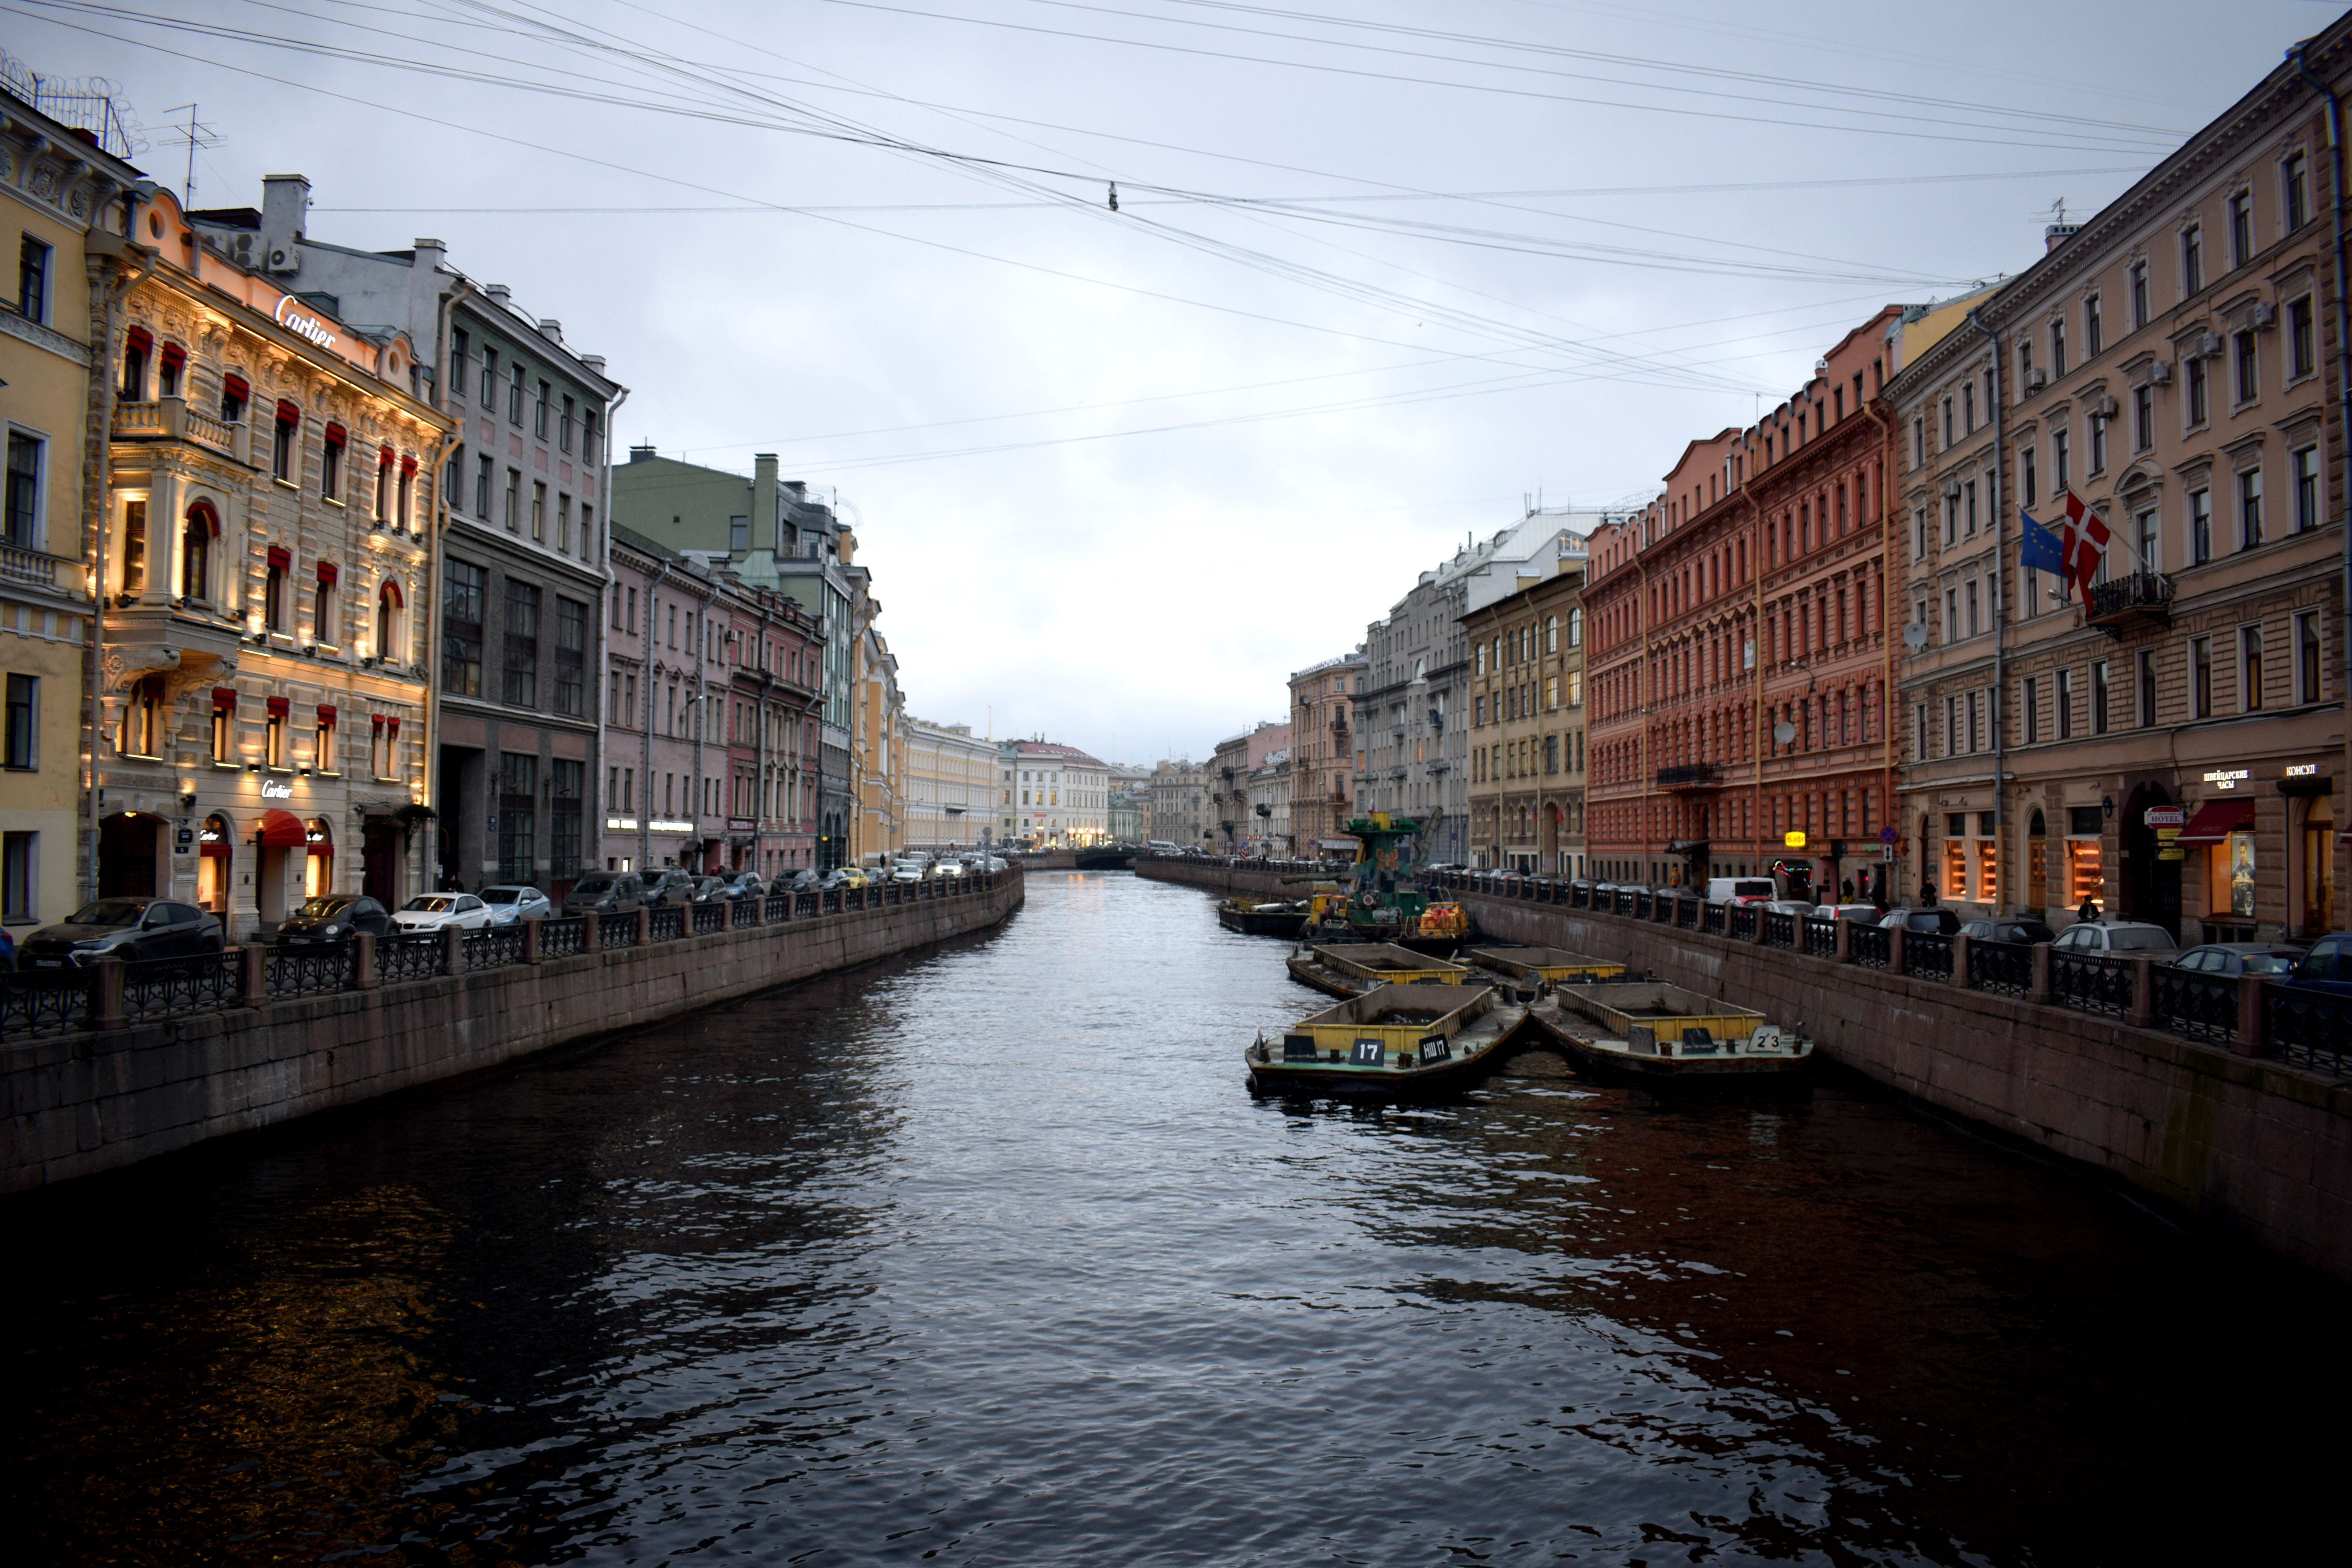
2152 965 2239 1045
2053 952 2132 1018
1701 901 1726 935
693 903 729 935
1800 917 1837 958
1727 904 1759 942
1761 910 1796 948
465 926 527 970
2263 985 2352 1074
538 917 587 959
380 934 448 982
731 898 758 928
763 895 793 923
264 944 355 999
599 915 640 950
1 969 92 1039
124 951 242 1019
647 907 686 943
1847 924 1889 969
1967 940 2033 998
1902 930 1954 982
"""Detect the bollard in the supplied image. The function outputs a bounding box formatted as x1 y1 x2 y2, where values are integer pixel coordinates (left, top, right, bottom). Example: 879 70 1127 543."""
522 917 542 964
2128 955 2155 1028
749 893 766 927
1833 916 1851 962
354 931 379 990
443 925 464 974
2029 941 2053 1005
1755 906 1773 947
240 943 267 1007
90 955 126 1029
582 910 600 951
635 906 653 945
1887 924 1906 976
2234 975 2267 1056
1951 931 1971 989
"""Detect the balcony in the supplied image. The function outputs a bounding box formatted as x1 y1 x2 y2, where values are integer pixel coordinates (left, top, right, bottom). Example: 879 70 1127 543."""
2086 570 2174 630
0 539 74 593
1655 762 1723 790
112 397 247 463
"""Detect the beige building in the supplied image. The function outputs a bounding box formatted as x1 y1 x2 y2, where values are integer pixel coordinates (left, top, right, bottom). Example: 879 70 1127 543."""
1145 758 1209 848
851 617 905 862
1245 747 1291 856
1287 652 1364 858
1463 566 1588 873
1892 26 2348 941
1000 739 1108 847
1 71 139 930
906 717 996 849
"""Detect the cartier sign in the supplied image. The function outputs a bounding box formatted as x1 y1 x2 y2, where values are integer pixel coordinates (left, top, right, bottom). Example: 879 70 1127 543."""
274 295 339 352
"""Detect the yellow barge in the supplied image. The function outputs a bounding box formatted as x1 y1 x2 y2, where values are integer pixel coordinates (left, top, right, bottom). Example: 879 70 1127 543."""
1285 942 1470 998
1530 980 1814 1083
1247 982 1528 1095
1466 946 1628 985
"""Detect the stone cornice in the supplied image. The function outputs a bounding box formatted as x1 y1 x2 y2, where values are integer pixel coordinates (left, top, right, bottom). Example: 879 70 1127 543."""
0 304 88 364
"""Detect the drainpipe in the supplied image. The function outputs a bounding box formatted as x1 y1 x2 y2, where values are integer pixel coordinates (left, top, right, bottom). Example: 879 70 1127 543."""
422 278 474 893
693 578 719 868
2289 44 2352 915
595 384 627 875
1862 390 1899 909
1966 307 2009 915
640 557 670 872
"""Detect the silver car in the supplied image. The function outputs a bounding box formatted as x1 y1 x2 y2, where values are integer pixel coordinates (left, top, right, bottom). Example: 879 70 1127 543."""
2051 920 2178 957
478 885 552 926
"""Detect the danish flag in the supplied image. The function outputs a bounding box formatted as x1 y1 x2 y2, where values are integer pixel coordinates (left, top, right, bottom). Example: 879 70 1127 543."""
2061 491 2109 613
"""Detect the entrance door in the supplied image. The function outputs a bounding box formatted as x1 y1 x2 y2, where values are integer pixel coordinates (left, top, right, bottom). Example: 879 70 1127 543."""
2027 810 2048 913
2122 784 2181 939
2303 795 2337 935
98 813 158 898
363 821 402 905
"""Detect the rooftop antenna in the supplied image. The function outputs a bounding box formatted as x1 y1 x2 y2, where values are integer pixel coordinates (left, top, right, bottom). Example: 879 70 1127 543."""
158 102 220 207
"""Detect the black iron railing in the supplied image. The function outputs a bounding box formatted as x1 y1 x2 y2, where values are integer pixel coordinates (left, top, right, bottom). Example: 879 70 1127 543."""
265 943 354 998
1848 924 1889 969
1762 910 1796 948
764 895 793 922
1701 901 1726 935
2264 985 2351 1073
538 917 586 958
380 933 449 982
600 916 640 949
2053 952 2132 1017
693 903 728 935
1968 940 2033 998
647 906 685 942
465 927 526 970
0 969 91 1038
731 899 757 927
1903 930 1954 982
125 951 242 1018
1801 916 1837 958
2153 965 2238 1045
1728 904 1759 942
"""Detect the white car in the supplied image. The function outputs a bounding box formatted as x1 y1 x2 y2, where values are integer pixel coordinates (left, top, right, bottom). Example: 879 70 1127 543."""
932 859 965 878
392 893 494 933
2051 920 2178 958
477 885 552 925
889 862 925 884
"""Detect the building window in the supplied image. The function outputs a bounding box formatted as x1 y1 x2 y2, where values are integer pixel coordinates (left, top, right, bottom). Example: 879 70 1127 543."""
2133 507 2159 575
2088 412 2107 474
2182 224 2203 295
17 234 51 323
2233 331 2258 404
504 469 520 532
120 328 148 400
2190 486 2212 564
508 362 526 426
2091 660 2109 734
481 345 498 408
265 697 287 769
2134 649 2155 728
2023 674 2039 744
535 378 551 439
4 430 41 547
2053 427 2070 490
181 503 216 601
2133 385 2153 452
2293 445 2320 532
315 706 337 773
474 454 493 516
443 559 484 697
1910 416 1925 468
2238 468 2263 550
377 579 405 661
498 751 537 883
554 596 586 716
2 831 33 922
2192 636 2213 717
560 395 575 452
2228 190 2254 265
2056 667 2074 739
503 578 541 707
2242 625 2264 711
451 328 469 395
2085 294 2102 356
2297 609 2323 703
2289 295 2316 380
531 480 546 542
2186 356 2209 425
272 401 299 482
121 498 147 596
2129 259 2149 327
2050 317 2067 376
3 672 34 769
314 562 338 645
557 493 572 554
118 676 163 758
263 549 287 632
2285 150 2312 231
550 757 583 877
211 688 235 763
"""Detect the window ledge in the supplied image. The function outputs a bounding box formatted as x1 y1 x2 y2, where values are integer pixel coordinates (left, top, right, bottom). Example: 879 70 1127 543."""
272 477 300 491
315 769 341 779
211 760 242 769
323 496 346 509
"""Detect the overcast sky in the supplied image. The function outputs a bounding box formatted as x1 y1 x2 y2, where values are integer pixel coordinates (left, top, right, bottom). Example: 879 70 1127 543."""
15 0 2342 761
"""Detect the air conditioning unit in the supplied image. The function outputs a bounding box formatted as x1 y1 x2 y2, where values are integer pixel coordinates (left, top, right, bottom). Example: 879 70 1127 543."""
266 246 298 275
2089 394 2118 418
2143 360 2173 385
2026 368 2049 390
2196 332 2224 357
2250 301 2278 328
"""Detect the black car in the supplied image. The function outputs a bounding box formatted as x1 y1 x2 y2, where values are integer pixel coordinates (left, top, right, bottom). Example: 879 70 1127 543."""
1958 916 2055 946
1879 907 1964 935
715 871 766 901
642 869 698 908
16 899 225 968
276 894 394 945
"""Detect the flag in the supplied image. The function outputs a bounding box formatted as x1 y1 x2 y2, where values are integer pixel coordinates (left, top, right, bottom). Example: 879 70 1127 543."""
2062 492 2109 612
2020 510 2066 575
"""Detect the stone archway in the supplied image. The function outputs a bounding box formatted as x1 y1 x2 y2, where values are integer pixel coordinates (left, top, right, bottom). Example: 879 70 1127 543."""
2120 781 2180 939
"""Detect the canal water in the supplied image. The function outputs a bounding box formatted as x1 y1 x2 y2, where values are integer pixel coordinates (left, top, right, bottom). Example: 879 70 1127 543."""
5 871 2344 1565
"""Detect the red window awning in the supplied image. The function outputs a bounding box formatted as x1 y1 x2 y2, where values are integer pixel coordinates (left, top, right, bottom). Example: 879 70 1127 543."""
379 577 404 608
378 443 394 466
265 696 290 718
211 686 237 711
266 545 291 570
316 704 337 724
275 398 301 426
223 373 250 401
160 341 186 368
316 561 338 586
399 454 418 475
324 421 348 447
125 325 152 354
258 809 308 848
2176 798 2256 845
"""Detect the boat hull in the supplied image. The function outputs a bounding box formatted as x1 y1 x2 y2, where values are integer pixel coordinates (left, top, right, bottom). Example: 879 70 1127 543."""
1219 907 1309 937
1527 1010 1815 1086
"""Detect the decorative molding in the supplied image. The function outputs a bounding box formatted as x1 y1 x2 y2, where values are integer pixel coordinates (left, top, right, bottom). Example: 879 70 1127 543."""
0 306 90 365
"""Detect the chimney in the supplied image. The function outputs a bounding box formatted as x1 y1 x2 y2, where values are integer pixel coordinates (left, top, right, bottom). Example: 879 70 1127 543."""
2045 222 2081 253
538 318 563 343
628 443 656 463
260 173 309 275
486 283 512 306
412 238 446 269
753 453 779 556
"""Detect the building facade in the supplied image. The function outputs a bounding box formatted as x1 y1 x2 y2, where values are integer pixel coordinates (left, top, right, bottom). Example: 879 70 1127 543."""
100 189 452 936
1 73 137 931
1287 652 1363 858
189 174 623 903
1000 739 1109 846
1210 721 1289 854
1893 31 2351 940
1245 747 1291 855
1145 758 1209 847
1463 566 1588 874
907 717 998 849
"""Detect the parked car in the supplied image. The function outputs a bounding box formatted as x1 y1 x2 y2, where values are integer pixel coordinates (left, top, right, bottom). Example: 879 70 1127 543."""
642 869 698 908
475 885 553 926
982 857 1007 873
16 899 225 968
277 894 394 945
391 893 494 933
782 868 821 891
890 861 926 884
563 873 646 917
1880 907 1964 935
1817 902 1883 925
2167 942 2305 976
1707 877 1776 904
686 876 730 904
1762 898 1817 918
714 870 766 901
2050 920 2178 957
2279 932 2352 997
1959 916 2056 945
933 858 965 878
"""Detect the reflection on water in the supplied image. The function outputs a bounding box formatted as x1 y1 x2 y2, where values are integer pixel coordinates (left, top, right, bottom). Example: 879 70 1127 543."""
4 871 2344 1565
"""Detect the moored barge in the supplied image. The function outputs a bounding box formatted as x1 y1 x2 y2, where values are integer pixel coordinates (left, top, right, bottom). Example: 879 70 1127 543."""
1247 982 1529 1096
1217 897 1312 937
1466 946 1628 986
1285 941 1470 998
1529 980 1814 1083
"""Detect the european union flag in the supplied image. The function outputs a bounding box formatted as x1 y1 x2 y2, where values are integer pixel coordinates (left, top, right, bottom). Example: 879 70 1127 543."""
2020 510 2067 575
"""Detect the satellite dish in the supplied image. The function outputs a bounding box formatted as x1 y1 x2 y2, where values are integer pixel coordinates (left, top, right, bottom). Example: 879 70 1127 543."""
1903 622 1929 650
1772 721 1797 745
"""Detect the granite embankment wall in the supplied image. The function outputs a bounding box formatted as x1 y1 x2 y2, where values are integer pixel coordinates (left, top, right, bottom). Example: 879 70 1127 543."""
1130 857 2352 1283
1128 858 1299 899
2 874 1023 1194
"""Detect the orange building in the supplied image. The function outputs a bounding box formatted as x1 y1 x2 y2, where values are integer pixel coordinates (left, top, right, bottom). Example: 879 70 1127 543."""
1584 308 1904 902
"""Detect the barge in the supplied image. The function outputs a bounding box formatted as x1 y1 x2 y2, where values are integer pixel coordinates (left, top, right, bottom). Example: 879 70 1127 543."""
1529 980 1814 1083
1247 982 1529 1096
1217 897 1312 938
1285 941 1471 998
1466 945 1628 985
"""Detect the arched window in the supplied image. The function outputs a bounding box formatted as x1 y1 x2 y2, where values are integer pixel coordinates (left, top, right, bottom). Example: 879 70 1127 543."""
181 502 219 600
1545 615 1557 653
376 578 404 660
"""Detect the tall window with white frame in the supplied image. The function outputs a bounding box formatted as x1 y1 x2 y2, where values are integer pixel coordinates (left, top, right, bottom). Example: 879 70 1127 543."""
2133 384 2154 452
2182 223 2204 295
2228 190 2254 266
2186 352 2210 425
2291 295 2316 379
2056 667 2074 739
2286 149 2311 231
2138 650 2156 727
2135 506 2159 574
2129 258 2149 327
2296 608 2322 703
2238 466 2263 550
3 430 40 547
2293 444 2320 532
2242 625 2264 712
2234 330 2258 405
2190 485 2212 564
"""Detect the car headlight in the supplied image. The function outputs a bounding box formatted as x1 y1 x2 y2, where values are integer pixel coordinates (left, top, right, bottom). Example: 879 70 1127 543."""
323 924 343 937
71 937 108 948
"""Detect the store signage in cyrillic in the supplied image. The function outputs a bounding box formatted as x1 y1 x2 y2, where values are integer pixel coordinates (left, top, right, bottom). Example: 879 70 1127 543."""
2286 763 2319 778
650 818 694 833
2202 768 2249 790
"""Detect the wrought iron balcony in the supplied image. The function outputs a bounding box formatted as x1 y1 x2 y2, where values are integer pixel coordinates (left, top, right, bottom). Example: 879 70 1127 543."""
1654 762 1723 790
2086 570 2174 628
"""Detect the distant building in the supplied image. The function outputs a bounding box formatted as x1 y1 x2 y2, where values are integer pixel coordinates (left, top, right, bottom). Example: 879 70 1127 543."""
1210 721 1290 854
1462 562 1587 874
1000 739 1110 846
1107 762 1151 844
1288 652 1365 858
1145 759 1210 847
907 718 997 848
1246 747 1292 855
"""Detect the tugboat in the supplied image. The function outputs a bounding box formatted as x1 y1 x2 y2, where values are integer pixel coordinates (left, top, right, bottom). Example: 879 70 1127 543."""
1216 896 1312 937
1286 941 1470 999
1527 978 1815 1084
1304 813 1476 954
1247 981 1530 1096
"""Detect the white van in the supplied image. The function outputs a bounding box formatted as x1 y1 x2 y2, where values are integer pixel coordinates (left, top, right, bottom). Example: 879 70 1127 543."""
1706 877 1775 903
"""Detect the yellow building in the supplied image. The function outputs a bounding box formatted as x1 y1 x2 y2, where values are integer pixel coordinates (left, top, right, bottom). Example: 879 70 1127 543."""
906 716 996 849
0 75 142 929
95 190 452 935
851 613 906 863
